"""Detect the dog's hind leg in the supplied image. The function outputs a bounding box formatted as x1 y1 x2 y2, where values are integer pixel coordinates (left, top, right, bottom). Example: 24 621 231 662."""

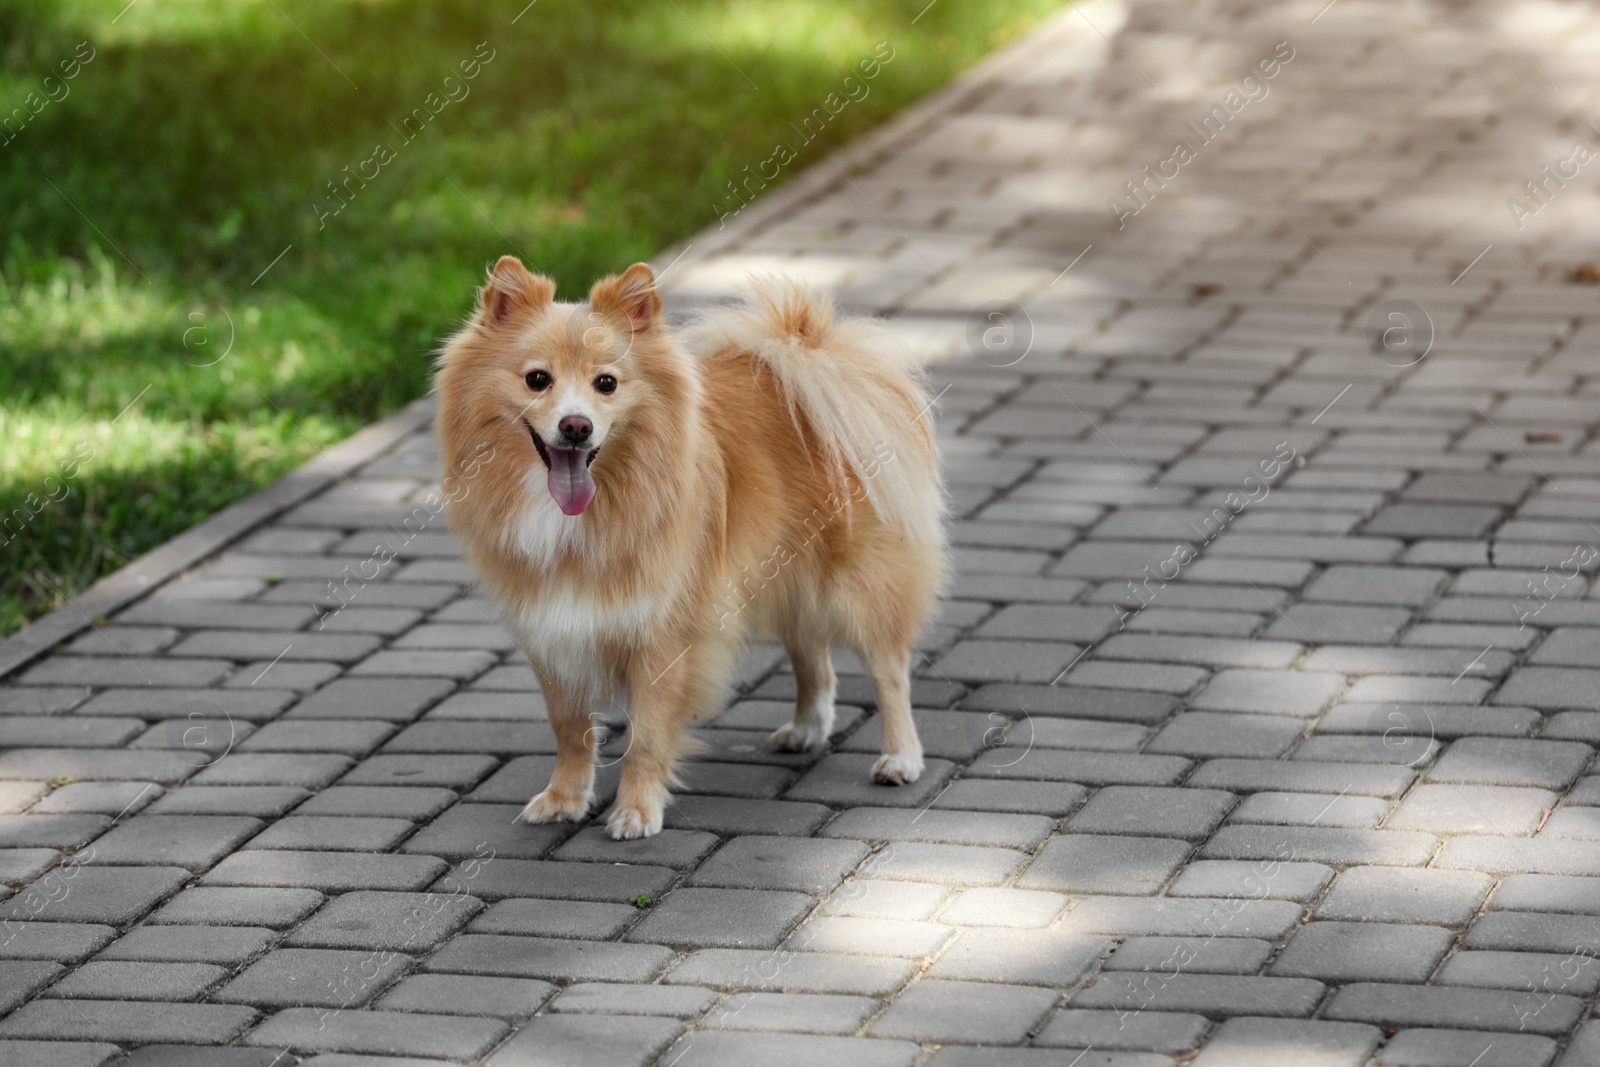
771 635 836 752
858 636 924 785
520 678 597 823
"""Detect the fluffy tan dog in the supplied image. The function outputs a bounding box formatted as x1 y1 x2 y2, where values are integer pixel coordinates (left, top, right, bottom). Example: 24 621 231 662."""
435 257 947 838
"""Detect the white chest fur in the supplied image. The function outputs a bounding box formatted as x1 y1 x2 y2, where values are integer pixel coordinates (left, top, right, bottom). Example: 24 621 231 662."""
502 586 656 705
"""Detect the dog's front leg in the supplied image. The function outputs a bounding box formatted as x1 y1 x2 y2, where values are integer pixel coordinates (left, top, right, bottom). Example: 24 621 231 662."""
520 677 597 824
605 650 693 839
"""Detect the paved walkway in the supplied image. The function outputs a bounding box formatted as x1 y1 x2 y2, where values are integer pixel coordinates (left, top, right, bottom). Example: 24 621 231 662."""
7 0 1600 1063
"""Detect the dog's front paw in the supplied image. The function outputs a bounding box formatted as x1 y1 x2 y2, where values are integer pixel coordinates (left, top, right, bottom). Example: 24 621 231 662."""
520 788 591 824
605 802 664 840
771 719 829 753
873 751 924 785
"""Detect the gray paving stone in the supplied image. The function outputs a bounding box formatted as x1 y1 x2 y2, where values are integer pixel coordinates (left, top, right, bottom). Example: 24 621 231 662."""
1270 921 1453 982
869 979 1057 1044
926 1051 1171 1067
1034 1008 1207 1052
703 991 877 1034
1202 825 1438 866
1147 713 1305 759
191 753 354 789
0 923 115 962
424 934 673 983
285 889 481 950
1427 738 1594 789
1264 603 1414 644
294 786 459 820
1057 897 1305 939
1168 860 1333 902
239 719 397 755
1187 760 1415 797
626 888 813 949
1067 786 1234 839
1364 504 1501 538
0 998 259 1044
31 781 162 816
400 802 567 861
937 887 1069 928
1019 834 1188 894
1322 982 1581 1035
1495 668 1600 711
1491 874 1600 914
97 925 274 965
1094 634 1303 669
1462 912 1600 954
787 921 947 959
435 857 674 902
1227 791 1389 828
929 779 1088 816
661 1031 919 1067
3 865 187 927
246 814 415 851
547 981 714 1018
477 1014 682 1067
1191 1017 1380 1067
147 886 323 928
1436 950 1600 996
663 948 913 995
0 815 107 849
1103 936 1270 975
203 850 445 892
818 880 948 921
961 684 1179 724
0 1042 120 1067
1072 972 1325 1017
1189 670 1345 715
926 927 1106 985
468 898 637 940
553 826 720 869
378 974 555 1019
932 639 1082 682
1375 1028 1556 1067
46 959 227 1000
690 836 868 894
244 1007 508 1060
85 815 262 869
1316 866 1493 925
858 841 1027 886
217 953 419 1011
0 849 60 886
965 750 1191 786
1386 784 1556 835
821 807 1052 848
0 959 61 1012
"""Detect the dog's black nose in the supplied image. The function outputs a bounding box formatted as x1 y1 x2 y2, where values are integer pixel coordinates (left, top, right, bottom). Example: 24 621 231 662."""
559 415 593 444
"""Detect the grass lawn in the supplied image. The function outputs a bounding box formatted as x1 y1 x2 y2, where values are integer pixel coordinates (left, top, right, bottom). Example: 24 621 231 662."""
0 0 1063 636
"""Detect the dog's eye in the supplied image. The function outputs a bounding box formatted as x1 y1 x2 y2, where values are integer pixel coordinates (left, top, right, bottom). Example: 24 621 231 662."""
594 374 618 395
525 370 551 392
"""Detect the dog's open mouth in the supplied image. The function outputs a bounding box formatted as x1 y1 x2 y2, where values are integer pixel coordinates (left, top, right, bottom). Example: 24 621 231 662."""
524 419 598 517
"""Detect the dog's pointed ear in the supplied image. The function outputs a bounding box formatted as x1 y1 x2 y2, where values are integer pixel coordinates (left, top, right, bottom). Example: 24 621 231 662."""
590 263 661 331
479 255 555 326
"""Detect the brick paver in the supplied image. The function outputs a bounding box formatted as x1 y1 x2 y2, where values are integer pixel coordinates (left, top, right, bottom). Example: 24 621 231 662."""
7 0 1600 1061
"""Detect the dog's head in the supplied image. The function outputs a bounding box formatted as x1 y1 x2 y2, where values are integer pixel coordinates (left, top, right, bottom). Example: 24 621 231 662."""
436 257 676 520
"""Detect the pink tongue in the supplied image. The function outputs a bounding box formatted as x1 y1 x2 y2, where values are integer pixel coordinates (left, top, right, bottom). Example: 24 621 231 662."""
546 448 595 516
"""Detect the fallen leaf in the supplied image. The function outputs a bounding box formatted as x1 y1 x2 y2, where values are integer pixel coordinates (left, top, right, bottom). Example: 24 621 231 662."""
1526 431 1563 443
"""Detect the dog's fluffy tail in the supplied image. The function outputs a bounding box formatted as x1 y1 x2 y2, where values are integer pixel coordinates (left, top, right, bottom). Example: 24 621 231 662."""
685 278 946 542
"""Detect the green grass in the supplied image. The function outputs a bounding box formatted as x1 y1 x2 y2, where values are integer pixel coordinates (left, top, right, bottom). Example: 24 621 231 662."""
0 0 1063 635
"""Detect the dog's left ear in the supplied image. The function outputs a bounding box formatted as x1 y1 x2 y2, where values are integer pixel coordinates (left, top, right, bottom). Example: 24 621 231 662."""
590 263 661 331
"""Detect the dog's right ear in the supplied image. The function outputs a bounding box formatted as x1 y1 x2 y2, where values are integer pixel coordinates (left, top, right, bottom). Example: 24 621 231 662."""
478 256 555 326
